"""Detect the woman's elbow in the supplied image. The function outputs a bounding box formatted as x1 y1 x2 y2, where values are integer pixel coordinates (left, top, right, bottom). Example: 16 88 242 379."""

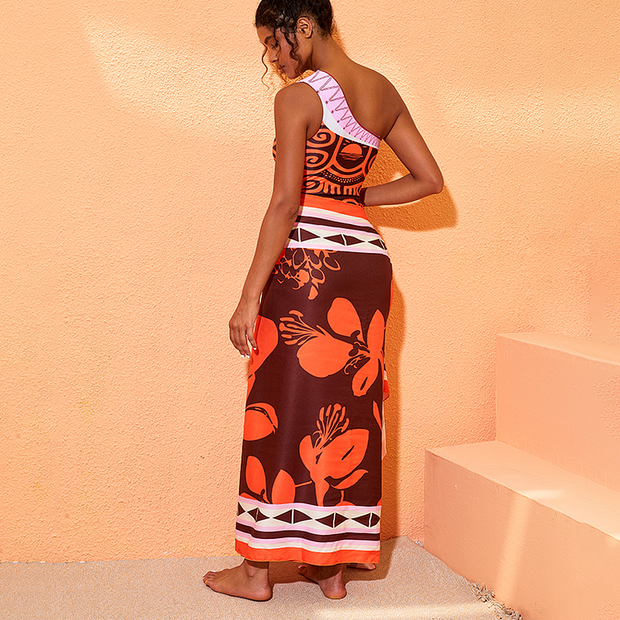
270 197 301 220
428 171 444 195
411 170 443 199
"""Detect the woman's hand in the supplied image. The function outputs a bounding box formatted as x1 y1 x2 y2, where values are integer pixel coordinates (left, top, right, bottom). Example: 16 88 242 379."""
229 296 260 358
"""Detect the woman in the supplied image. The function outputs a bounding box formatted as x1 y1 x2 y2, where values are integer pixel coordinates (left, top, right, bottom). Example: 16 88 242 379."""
204 0 442 601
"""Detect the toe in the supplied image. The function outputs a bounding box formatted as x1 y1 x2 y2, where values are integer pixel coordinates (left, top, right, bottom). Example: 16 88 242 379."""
348 562 376 570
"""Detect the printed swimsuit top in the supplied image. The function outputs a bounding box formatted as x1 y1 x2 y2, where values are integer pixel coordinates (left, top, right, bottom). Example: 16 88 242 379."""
273 70 382 206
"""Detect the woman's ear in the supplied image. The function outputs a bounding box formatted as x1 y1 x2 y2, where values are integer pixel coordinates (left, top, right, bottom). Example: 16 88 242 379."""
296 17 314 39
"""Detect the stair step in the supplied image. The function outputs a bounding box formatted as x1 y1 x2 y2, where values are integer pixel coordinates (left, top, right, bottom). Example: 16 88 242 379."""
497 333 620 492
425 440 620 620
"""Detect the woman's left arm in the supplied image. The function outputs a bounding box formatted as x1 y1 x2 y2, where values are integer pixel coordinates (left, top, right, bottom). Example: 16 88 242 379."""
364 89 443 207
228 84 315 358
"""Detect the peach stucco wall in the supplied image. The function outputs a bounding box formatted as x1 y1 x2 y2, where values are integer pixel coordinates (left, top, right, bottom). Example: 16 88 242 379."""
1 0 619 561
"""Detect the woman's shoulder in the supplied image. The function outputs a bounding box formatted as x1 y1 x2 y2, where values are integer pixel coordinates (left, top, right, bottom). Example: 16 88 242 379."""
354 64 403 103
354 64 392 85
275 79 318 103
273 80 323 130
326 63 404 110
274 79 323 112
279 64 398 101
335 63 406 138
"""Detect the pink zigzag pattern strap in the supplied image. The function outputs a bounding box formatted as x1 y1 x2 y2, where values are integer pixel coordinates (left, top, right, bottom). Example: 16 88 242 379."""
305 71 381 148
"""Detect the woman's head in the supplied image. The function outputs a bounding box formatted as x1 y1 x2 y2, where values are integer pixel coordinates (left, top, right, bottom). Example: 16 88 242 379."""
255 0 333 36
255 0 334 79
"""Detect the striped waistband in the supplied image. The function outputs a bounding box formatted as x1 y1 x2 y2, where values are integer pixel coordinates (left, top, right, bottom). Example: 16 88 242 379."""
289 195 388 256
300 194 368 219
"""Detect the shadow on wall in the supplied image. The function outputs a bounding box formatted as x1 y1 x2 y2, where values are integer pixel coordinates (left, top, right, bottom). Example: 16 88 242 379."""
363 142 457 538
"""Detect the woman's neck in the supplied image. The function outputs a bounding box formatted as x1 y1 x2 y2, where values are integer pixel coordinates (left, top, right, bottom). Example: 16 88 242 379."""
306 35 351 74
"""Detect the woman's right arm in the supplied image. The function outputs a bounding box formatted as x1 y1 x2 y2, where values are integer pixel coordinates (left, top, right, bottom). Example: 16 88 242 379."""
228 84 317 358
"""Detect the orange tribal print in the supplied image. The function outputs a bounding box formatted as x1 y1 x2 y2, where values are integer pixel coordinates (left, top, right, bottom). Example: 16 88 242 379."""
235 70 391 566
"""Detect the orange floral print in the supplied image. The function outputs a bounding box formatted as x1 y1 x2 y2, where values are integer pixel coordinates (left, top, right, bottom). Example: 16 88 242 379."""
299 404 369 506
278 310 352 377
279 298 386 397
275 249 340 300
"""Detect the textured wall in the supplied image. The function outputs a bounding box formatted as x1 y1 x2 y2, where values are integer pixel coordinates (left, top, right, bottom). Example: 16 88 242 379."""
1 0 619 561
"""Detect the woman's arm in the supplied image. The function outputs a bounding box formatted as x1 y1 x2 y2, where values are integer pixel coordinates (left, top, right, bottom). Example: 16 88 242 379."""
363 98 443 207
228 85 316 357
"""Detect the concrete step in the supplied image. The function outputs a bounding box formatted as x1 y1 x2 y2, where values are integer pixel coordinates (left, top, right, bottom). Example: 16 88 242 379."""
497 333 620 493
424 440 620 620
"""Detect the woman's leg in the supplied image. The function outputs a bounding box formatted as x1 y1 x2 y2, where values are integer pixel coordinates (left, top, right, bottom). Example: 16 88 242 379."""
298 563 347 599
203 559 272 601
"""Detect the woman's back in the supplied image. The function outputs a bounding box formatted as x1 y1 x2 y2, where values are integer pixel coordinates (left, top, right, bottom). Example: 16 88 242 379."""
294 63 404 142
318 64 403 140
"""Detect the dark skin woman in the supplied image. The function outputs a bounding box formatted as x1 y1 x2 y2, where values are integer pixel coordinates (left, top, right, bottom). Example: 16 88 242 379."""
204 0 442 601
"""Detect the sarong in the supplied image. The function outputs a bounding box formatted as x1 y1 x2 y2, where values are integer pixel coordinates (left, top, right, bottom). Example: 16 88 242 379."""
235 70 392 565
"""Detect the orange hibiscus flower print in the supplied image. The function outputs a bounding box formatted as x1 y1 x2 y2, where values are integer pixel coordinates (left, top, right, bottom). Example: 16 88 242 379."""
279 297 386 397
299 404 369 506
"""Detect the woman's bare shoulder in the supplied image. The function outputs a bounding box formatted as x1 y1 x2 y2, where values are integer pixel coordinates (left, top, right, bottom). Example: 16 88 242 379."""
356 65 405 105
275 80 320 106
274 80 323 122
344 64 406 136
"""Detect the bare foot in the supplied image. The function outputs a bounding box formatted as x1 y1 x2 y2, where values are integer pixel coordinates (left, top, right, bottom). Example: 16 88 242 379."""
298 563 347 599
347 562 376 570
203 559 272 601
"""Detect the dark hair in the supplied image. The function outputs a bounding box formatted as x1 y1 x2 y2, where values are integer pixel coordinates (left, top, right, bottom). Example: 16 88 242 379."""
255 0 334 76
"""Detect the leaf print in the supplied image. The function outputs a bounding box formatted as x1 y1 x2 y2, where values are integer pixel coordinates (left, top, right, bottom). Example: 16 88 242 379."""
372 401 382 429
271 469 296 504
245 455 267 500
243 403 278 441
